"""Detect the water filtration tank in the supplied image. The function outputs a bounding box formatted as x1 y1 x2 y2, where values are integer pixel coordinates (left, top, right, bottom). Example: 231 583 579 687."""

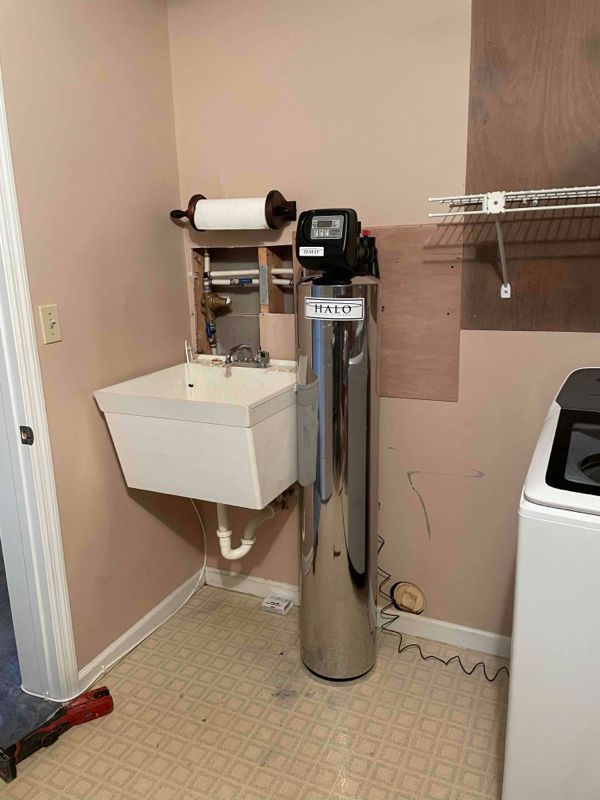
295 209 380 680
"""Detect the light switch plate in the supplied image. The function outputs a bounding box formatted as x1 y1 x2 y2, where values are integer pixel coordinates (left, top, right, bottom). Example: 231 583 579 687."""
38 304 62 344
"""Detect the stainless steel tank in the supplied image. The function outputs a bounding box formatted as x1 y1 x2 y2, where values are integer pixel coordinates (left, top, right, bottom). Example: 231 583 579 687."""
296 276 380 680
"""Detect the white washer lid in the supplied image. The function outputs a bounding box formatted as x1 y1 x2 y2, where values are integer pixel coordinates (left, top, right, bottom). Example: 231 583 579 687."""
524 402 600 516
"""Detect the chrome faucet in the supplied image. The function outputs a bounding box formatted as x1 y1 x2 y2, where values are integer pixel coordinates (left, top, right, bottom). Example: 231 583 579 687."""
224 344 270 368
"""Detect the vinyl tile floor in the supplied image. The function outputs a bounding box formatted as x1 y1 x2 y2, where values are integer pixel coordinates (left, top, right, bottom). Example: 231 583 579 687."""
0 586 509 800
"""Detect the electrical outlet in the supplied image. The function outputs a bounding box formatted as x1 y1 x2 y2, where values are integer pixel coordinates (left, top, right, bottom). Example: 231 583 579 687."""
38 304 62 344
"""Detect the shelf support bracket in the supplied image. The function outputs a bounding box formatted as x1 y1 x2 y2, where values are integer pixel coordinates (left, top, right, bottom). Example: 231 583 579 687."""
429 184 600 299
494 218 511 299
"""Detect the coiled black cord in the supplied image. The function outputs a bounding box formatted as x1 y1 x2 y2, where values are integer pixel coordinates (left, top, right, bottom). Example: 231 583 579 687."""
377 535 509 683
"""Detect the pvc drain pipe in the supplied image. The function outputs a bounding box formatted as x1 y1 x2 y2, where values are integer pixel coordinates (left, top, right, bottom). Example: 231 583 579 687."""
216 502 277 560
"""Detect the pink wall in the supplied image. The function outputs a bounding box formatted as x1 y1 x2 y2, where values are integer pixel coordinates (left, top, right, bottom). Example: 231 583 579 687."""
1 0 595 658
0 0 205 667
167 0 600 636
167 0 472 244
380 331 600 634
166 0 475 594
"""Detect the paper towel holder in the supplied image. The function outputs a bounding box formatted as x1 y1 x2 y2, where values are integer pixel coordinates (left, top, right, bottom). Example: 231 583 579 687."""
170 193 206 229
170 190 297 231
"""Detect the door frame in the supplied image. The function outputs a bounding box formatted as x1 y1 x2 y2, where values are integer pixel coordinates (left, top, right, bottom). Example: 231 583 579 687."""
0 63 79 701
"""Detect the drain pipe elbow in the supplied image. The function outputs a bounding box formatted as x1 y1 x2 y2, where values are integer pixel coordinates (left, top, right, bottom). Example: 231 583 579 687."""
216 502 277 561
241 503 276 545
217 531 254 560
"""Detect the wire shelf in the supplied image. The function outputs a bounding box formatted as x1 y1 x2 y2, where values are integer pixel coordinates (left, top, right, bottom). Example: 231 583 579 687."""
429 185 600 217
427 185 600 299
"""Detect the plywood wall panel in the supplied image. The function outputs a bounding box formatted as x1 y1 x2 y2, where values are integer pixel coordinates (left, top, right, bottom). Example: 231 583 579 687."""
259 313 296 360
375 225 462 401
461 215 600 330
467 0 600 192
463 0 600 331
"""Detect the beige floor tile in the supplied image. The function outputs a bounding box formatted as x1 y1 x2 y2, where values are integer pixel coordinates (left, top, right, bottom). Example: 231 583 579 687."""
0 586 508 799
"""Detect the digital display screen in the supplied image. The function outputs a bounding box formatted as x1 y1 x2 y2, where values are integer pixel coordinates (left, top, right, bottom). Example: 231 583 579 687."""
310 214 344 240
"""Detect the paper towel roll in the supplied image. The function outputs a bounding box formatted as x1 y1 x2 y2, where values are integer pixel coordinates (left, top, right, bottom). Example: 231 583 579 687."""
170 190 296 231
194 198 269 230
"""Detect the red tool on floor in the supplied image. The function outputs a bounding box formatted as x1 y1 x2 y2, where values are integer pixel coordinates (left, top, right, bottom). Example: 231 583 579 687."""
0 687 113 783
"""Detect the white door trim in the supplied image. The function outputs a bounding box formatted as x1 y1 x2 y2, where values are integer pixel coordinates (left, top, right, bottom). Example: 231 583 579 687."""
0 63 79 701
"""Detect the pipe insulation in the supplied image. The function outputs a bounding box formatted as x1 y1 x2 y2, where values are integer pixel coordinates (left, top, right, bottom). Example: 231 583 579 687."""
210 269 259 278
210 278 292 287
216 502 277 560
207 268 293 279
210 278 259 286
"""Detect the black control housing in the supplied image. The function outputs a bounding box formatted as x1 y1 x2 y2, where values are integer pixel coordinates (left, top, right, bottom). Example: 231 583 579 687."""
295 208 379 283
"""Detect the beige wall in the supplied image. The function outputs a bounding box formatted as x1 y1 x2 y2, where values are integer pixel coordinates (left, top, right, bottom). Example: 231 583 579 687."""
0 0 205 667
168 0 600 636
167 0 471 244
167 0 474 593
1 0 593 664
381 331 600 634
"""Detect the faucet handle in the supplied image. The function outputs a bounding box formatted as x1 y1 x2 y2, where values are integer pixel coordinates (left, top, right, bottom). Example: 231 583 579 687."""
225 343 254 364
236 345 254 363
256 350 270 367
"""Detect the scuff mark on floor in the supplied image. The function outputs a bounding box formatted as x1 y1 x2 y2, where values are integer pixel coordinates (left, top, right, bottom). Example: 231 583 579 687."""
272 688 297 703
406 469 485 539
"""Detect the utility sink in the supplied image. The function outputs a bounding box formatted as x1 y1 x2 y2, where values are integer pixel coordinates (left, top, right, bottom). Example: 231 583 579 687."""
94 356 297 509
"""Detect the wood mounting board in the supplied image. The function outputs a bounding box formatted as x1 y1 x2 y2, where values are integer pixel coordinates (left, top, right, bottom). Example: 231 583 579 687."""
258 246 285 314
463 0 600 331
374 224 462 402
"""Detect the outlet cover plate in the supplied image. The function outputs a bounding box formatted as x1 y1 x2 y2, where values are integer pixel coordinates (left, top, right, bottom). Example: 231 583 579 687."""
38 304 62 344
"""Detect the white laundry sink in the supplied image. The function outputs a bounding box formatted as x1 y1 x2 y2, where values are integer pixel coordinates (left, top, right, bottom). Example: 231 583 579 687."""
94 356 297 509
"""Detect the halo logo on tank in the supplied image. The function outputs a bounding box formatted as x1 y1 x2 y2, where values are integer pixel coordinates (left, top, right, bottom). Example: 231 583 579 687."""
304 297 365 321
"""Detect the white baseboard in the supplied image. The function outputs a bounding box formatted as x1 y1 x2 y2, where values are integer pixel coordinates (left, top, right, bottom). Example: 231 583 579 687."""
78 568 206 691
379 607 511 659
78 566 508 692
205 568 509 660
204 567 299 605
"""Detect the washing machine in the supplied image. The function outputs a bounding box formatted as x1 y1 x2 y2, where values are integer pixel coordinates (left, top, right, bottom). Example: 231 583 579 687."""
503 369 600 800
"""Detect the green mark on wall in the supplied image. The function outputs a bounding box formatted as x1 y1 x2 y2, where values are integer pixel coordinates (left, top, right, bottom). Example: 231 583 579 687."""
585 34 600 66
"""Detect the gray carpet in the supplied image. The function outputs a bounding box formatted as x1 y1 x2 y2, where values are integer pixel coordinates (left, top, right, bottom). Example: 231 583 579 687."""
0 545 59 749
